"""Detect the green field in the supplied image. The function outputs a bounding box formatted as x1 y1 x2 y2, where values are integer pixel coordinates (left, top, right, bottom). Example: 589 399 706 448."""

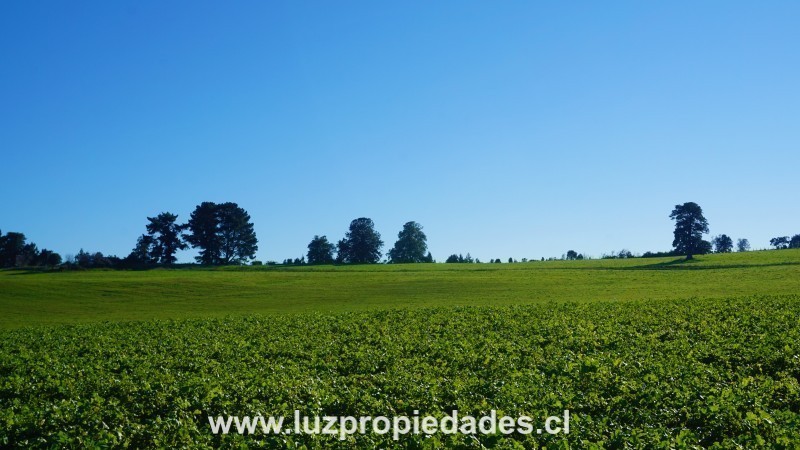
2 249 800 328
1 251 800 448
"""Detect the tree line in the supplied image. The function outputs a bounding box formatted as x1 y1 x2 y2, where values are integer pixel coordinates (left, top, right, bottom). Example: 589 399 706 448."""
1 201 798 269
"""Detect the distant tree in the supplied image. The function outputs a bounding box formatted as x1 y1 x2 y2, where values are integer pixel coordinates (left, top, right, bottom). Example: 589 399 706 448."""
770 236 790 250
424 252 433 263
17 242 38 267
464 253 474 263
92 252 115 268
35 248 62 267
216 202 258 264
128 234 157 265
45 250 62 266
75 249 92 268
508 257 514 263
337 218 383 264
335 239 348 264
494 258 501 263
790 234 800 249
577 254 584 260
185 202 220 265
307 235 335 265
566 250 578 260
0 232 27 267
146 212 187 264
387 221 428 263
670 202 710 259
711 234 733 253
736 238 750 252
185 202 258 265
445 254 459 263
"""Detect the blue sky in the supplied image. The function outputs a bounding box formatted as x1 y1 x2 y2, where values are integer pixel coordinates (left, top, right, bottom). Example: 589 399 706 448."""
2 1 798 262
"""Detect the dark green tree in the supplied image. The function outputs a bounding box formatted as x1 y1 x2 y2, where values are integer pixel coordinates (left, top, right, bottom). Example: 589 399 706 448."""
128 234 157 265
335 239 348 264
19 242 38 266
790 234 800 249
711 234 733 253
0 232 27 267
770 236 790 250
338 218 383 264
736 238 750 252
216 202 258 264
75 249 92 268
566 250 578 260
185 202 221 264
307 235 335 265
387 221 428 263
670 202 710 259
36 249 62 266
185 202 258 265
146 212 187 264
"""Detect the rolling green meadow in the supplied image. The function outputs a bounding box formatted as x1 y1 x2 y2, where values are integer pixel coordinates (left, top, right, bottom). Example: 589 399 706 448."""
2 250 800 448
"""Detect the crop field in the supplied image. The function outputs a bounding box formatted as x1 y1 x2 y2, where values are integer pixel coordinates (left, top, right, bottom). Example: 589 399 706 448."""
1 251 800 448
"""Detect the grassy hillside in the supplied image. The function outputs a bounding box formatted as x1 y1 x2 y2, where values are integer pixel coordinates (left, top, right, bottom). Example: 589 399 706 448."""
1 250 799 447
1 250 799 328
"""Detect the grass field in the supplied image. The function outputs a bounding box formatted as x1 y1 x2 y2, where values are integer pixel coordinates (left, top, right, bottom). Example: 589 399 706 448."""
2 249 800 328
1 250 800 448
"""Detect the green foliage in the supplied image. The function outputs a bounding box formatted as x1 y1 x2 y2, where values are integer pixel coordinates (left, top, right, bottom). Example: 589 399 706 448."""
185 202 220 265
712 234 734 253
216 202 258 264
306 235 335 265
337 218 383 264
145 212 187 264
737 238 750 252
1 296 798 448
445 253 474 263
670 202 710 258
387 221 428 263
185 202 258 265
128 234 157 265
0 232 26 267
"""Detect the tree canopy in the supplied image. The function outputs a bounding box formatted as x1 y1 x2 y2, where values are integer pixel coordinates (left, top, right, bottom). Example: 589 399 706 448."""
145 212 187 264
670 202 710 259
184 202 220 265
337 218 383 264
184 202 258 265
387 221 429 263
770 236 790 250
736 238 750 252
306 235 335 265
711 234 733 253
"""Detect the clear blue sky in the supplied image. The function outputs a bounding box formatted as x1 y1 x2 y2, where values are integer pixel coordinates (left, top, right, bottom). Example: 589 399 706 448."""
2 1 798 262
